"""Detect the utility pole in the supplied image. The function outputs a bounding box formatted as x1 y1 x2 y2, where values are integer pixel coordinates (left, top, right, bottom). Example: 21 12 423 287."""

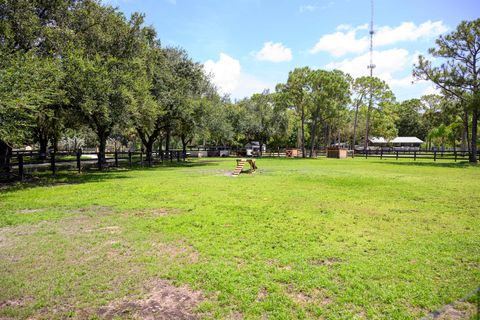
364 0 376 151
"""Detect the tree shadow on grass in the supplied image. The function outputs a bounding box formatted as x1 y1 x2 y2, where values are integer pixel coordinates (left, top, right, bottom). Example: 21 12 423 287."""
0 160 219 193
372 160 476 169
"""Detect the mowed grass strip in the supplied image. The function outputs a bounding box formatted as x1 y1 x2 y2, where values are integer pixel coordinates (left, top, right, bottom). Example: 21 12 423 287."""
0 158 479 319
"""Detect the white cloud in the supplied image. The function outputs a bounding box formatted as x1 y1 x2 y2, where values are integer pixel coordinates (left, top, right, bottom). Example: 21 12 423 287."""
299 5 317 13
310 20 448 57
254 41 293 63
326 48 410 79
375 21 448 47
309 30 368 56
325 48 443 100
204 53 241 93
203 53 273 99
299 2 334 13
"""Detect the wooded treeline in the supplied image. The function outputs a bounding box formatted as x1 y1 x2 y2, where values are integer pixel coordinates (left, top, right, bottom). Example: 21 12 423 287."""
1 1 478 164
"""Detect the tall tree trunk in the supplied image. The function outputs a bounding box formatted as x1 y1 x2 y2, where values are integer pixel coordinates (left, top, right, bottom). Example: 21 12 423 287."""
165 128 171 153
309 120 317 158
327 124 331 148
38 133 48 161
51 135 58 153
470 108 478 163
144 139 154 162
97 130 107 170
461 128 467 153
323 124 327 150
463 108 470 155
309 107 320 158
181 135 187 155
364 88 373 151
352 102 360 149
0 140 12 173
300 107 306 158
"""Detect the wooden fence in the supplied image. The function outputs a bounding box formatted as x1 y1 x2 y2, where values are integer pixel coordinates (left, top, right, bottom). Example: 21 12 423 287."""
0 150 186 181
353 149 479 161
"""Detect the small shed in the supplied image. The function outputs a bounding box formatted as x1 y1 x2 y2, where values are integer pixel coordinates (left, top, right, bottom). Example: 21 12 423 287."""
245 141 265 156
327 147 348 159
285 148 298 158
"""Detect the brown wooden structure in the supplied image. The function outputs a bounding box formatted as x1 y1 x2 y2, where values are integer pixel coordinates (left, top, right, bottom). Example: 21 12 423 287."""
327 147 348 159
285 149 299 158
232 158 257 176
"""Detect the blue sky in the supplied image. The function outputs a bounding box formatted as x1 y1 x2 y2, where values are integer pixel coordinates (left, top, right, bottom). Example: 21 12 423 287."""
104 0 479 101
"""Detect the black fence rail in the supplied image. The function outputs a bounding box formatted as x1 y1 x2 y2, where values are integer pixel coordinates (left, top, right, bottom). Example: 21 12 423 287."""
0 150 187 182
354 149 479 161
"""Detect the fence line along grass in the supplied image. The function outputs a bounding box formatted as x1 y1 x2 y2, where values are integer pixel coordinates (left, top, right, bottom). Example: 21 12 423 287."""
0 158 479 319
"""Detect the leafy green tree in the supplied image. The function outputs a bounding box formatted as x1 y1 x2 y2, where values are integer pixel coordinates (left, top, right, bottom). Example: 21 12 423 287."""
0 51 63 169
414 19 480 162
358 77 396 149
350 77 371 148
64 3 150 167
394 99 426 139
241 91 289 155
308 69 350 156
276 67 312 157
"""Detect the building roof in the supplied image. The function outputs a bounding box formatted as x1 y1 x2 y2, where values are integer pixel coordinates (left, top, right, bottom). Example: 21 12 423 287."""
390 137 424 144
368 137 388 144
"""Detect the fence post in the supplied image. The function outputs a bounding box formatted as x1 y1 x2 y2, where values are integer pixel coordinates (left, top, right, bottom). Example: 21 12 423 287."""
177 151 180 162
18 154 24 181
115 151 118 167
50 151 56 175
160 151 164 163
454 151 457 162
128 151 132 168
170 151 173 163
76 150 82 173
380 149 383 160
414 151 416 161
396 150 399 160
434 150 437 161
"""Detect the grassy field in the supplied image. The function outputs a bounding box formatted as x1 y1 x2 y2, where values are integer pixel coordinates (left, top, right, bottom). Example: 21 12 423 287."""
0 158 479 319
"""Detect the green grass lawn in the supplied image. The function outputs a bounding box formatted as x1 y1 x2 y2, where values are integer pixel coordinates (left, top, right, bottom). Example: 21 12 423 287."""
0 158 479 319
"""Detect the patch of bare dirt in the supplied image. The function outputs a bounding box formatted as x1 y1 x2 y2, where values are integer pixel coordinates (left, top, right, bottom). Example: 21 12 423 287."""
154 241 199 263
0 297 34 309
133 208 184 217
150 208 182 216
98 280 204 320
426 301 477 319
16 208 45 214
310 257 342 267
226 311 244 319
286 286 332 307
256 288 268 302
266 259 292 271
194 169 233 176
69 205 114 215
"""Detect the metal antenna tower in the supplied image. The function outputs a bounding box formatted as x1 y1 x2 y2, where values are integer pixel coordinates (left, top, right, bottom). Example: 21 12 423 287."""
364 0 375 151
368 0 376 76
